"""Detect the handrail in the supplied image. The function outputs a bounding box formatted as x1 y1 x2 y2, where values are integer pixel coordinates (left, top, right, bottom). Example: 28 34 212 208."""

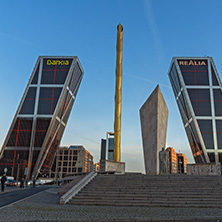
60 171 97 204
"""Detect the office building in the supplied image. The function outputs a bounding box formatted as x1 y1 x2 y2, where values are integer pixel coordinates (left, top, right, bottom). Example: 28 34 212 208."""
106 132 114 161
100 133 115 162
166 147 178 173
55 145 93 179
0 56 84 179
166 147 188 174
140 85 169 174
168 57 222 163
100 139 106 161
178 153 188 174
93 162 100 172
100 132 115 172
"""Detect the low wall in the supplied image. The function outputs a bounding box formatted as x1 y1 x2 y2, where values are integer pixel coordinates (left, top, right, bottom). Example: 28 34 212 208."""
187 163 221 175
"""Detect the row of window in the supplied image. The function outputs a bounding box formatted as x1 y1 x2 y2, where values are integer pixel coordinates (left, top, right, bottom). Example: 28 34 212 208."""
58 161 77 166
58 150 78 155
57 167 82 173
58 155 79 161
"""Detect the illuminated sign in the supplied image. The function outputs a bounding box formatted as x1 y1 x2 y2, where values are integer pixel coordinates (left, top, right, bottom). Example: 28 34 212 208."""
47 60 69 65
179 60 207 66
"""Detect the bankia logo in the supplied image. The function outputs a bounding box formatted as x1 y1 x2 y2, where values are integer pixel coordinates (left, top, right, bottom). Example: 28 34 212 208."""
47 60 69 65
178 60 207 66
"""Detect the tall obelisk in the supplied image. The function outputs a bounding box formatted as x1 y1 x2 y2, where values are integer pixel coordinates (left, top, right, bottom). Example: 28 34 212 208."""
113 24 123 162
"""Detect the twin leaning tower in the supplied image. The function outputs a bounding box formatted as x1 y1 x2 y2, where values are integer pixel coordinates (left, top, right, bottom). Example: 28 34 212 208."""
0 54 222 178
141 57 222 174
0 57 84 180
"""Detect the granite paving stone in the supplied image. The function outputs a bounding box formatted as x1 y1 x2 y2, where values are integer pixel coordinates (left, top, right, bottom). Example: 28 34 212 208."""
1 188 222 221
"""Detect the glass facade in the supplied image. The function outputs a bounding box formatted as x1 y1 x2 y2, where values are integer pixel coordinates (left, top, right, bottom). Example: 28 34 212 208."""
0 56 84 179
168 57 222 163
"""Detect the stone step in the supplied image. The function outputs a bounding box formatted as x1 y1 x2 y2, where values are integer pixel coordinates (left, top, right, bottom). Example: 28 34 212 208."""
83 189 222 193
69 200 222 207
70 198 222 205
91 178 222 181
87 183 222 189
85 183 222 187
75 195 222 201
95 178 222 181
75 197 222 203
82 187 222 192
96 179 222 182
91 182 222 185
95 176 222 179
76 193 222 198
89 180 222 184
68 201 222 208
90 183 222 186
80 190 222 195
98 173 221 176
96 175 222 180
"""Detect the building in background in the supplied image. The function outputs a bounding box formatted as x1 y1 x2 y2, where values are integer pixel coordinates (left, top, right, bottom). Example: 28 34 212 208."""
178 153 188 174
0 56 84 180
93 162 100 172
166 147 188 174
55 145 93 179
166 147 178 174
168 57 222 163
100 139 106 161
106 132 115 161
100 132 115 172
140 85 169 175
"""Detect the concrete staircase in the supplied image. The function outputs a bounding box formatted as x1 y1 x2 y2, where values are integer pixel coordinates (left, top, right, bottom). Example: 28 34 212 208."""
68 173 222 207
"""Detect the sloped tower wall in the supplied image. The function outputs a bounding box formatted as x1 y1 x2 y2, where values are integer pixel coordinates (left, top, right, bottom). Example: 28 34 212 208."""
0 56 84 179
168 57 222 163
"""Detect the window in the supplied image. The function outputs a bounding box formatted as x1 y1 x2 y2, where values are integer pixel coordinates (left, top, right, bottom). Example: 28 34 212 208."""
188 89 211 116
78 167 82 172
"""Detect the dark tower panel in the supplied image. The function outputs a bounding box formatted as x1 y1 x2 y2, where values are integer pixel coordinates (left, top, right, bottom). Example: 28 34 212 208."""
31 63 40 85
211 65 220 86
20 88 37 114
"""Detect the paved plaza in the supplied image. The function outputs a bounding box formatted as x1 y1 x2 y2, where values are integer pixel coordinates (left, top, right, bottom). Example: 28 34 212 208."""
0 187 222 221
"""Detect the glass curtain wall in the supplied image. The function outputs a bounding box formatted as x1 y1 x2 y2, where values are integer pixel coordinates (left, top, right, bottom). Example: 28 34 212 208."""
168 57 222 163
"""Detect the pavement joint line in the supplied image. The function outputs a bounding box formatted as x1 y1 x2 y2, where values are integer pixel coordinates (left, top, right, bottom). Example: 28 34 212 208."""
0 187 49 210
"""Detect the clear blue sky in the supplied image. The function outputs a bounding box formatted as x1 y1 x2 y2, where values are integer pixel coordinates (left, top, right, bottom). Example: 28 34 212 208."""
1 0 222 173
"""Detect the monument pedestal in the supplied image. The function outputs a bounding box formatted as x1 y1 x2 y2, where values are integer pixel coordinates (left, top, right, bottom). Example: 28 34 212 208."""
100 160 125 174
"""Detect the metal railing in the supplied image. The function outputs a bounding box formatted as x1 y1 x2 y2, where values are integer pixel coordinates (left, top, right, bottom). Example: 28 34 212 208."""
60 171 97 204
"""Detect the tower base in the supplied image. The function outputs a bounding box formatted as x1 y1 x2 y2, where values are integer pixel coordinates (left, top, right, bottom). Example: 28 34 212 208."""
100 160 125 174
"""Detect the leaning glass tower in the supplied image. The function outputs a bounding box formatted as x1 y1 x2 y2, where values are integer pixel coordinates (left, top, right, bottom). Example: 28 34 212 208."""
168 57 222 163
0 56 84 179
